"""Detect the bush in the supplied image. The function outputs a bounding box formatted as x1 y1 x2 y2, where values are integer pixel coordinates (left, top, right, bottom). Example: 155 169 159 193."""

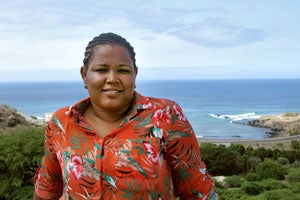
288 182 300 193
255 160 288 180
224 175 243 188
289 129 300 136
247 156 262 171
217 188 248 200
200 143 245 176
291 160 300 168
259 179 287 191
245 172 260 181
253 147 274 160
0 125 45 199
277 157 289 165
240 182 263 195
287 168 300 183
254 188 296 200
229 144 245 155
291 140 300 149
283 112 299 117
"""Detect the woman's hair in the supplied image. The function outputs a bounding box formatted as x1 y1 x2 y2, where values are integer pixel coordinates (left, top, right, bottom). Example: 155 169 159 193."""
83 32 136 68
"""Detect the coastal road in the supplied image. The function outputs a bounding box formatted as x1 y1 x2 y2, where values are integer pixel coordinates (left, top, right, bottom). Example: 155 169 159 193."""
198 135 300 147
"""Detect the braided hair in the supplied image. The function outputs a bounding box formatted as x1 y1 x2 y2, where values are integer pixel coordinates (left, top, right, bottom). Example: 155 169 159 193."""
83 32 137 68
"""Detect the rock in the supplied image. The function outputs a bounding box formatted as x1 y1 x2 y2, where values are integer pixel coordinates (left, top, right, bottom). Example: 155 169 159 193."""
0 104 28 131
248 113 300 137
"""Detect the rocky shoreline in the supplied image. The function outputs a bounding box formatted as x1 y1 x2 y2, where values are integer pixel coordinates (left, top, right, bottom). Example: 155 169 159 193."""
248 112 300 137
0 104 28 132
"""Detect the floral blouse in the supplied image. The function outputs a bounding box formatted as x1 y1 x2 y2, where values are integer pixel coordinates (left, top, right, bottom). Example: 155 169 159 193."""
34 92 217 200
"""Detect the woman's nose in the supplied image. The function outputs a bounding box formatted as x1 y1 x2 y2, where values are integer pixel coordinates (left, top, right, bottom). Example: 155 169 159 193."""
106 70 118 82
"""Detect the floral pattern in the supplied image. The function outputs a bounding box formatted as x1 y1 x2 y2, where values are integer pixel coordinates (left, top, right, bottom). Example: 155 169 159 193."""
34 92 218 200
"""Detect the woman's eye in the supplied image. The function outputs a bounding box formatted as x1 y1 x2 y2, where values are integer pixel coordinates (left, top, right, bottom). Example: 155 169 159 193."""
119 69 131 74
95 69 107 72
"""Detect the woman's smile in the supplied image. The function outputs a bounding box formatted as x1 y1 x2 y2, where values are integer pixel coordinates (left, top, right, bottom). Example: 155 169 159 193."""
101 88 123 97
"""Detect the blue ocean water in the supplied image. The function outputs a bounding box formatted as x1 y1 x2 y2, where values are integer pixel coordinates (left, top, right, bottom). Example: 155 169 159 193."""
1 79 300 139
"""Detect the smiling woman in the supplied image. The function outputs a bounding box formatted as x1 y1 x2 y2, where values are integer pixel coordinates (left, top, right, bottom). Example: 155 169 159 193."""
81 44 137 119
33 32 218 200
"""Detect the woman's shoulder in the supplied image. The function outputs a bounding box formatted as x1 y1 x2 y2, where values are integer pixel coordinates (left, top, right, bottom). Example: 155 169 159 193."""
53 97 89 119
142 94 180 109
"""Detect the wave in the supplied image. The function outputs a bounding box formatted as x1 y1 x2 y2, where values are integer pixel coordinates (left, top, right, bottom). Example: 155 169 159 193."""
209 112 261 124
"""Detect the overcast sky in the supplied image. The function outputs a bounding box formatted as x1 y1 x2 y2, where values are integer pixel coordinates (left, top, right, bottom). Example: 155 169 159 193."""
0 0 299 82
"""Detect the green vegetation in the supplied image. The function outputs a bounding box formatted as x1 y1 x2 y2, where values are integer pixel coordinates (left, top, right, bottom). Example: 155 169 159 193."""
202 143 300 200
289 128 300 136
0 125 300 199
283 112 299 117
0 125 45 199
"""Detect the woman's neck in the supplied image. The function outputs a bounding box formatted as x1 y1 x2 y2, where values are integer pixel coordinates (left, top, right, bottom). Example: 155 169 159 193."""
86 103 131 123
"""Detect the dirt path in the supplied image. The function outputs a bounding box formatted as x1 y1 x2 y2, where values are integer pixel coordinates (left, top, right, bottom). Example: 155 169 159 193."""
198 135 300 149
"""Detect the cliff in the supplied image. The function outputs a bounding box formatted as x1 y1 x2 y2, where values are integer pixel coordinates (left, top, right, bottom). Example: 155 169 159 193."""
248 112 300 137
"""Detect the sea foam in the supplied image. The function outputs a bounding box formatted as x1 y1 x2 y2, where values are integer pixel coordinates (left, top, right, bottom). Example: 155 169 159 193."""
209 112 261 124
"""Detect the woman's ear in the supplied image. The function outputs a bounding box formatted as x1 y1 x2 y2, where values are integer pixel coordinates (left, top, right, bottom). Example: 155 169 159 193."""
80 66 87 84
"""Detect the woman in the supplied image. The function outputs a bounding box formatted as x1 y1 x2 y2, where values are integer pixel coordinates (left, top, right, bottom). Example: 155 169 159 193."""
34 33 218 199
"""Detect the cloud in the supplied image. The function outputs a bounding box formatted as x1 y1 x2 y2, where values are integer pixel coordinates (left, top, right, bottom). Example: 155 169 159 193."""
0 2 267 48
168 19 267 47
115 8 267 47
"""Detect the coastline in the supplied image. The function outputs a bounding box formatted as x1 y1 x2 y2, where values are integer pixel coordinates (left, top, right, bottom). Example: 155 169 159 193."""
2 105 299 150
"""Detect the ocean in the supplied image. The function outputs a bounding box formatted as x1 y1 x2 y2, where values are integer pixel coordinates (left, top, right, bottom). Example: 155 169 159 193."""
1 79 300 139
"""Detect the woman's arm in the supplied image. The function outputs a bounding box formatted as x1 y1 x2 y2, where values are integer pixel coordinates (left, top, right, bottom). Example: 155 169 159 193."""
165 103 218 199
33 114 64 199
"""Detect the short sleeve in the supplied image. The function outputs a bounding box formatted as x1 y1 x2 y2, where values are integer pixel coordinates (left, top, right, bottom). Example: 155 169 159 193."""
164 102 218 199
34 115 63 199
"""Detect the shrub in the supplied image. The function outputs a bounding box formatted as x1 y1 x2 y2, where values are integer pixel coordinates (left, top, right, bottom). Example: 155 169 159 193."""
278 149 300 163
247 156 262 171
290 129 300 136
240 182 263 195
291 140 300 150
253 147 274 160
277 156 289 165
287 168 300 183
288 182 300 193
283 112 299 117
0 125 45 199
291 160 300 168
259 179 287 191
229 144 245 155
245 172 260 181
200 143 245 176
224 175 243 188
217 188 248 200
255 160 288 180
254 188 296 200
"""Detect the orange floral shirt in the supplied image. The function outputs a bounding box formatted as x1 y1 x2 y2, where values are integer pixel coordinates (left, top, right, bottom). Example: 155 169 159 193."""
34 92 217 200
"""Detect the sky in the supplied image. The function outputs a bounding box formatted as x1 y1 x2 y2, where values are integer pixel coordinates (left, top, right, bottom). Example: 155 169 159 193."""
0 0 299 82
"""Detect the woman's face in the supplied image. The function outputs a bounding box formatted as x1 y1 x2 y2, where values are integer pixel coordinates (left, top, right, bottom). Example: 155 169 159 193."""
81 44 137 112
